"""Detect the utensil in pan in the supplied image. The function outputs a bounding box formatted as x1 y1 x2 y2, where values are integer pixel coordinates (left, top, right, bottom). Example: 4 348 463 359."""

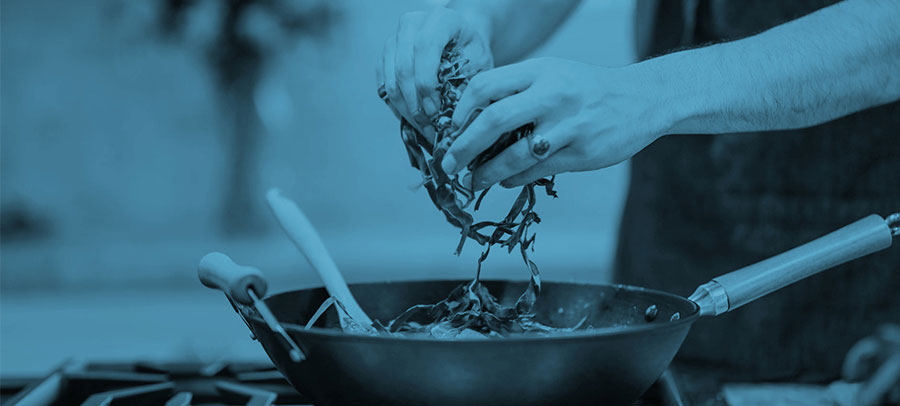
199 213 898 405
264 189 374 332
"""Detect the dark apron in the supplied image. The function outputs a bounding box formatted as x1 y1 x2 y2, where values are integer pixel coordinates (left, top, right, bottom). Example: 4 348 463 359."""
617 0 900 381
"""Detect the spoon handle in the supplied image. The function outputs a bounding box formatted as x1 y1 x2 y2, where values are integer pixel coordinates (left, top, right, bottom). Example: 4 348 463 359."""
265 189 374 326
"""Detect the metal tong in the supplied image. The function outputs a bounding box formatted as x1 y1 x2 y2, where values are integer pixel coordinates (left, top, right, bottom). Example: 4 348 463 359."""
198 252 305 362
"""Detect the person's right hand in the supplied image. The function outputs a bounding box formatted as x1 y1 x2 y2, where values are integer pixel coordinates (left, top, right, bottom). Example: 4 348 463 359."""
376 7 494 140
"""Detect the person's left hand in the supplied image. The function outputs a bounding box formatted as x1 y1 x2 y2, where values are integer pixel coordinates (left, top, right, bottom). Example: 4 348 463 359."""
440 57 676 190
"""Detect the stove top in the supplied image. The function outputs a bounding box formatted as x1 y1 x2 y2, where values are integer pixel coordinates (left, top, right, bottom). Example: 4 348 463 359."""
0 360 728 406
1 361 309 406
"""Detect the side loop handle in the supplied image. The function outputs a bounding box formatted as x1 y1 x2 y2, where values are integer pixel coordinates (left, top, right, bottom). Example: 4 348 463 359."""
198 252 267 306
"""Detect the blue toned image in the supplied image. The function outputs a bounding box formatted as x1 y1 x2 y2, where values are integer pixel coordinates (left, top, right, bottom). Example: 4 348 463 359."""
2 0 899 405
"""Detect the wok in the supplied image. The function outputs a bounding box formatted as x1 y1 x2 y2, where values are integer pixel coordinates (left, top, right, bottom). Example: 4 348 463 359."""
200 213 898 405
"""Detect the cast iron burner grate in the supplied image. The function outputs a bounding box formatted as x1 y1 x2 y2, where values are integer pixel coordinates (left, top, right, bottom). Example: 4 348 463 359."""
1 361 310 406
1 361 724 405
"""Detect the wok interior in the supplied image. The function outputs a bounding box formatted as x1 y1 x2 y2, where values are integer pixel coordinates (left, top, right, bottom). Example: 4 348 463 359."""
265 280 698 334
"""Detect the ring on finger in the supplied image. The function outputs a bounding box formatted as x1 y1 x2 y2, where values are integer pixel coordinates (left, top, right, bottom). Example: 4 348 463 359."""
528 134 551 160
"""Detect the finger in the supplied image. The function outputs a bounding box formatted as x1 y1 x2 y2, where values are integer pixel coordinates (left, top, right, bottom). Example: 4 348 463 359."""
451 63 537 129
375 49 385 92
501 148 580 188
470 127 570 190
382 38 414 123
395 13 428 128
414 11 459 117
444 91 546 174
375 55 402 121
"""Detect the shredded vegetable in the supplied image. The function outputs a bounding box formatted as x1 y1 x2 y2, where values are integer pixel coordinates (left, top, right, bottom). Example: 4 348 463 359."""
385 40 565 338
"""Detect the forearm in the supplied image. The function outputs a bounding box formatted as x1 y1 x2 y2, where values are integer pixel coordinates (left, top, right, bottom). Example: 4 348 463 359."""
449 0 581 65
649 0 900 135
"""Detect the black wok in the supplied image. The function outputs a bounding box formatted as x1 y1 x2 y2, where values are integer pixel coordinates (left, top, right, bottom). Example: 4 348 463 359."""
200 213 898 405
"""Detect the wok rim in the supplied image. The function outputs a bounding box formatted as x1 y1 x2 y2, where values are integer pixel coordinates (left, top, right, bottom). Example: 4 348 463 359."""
248 279 701 344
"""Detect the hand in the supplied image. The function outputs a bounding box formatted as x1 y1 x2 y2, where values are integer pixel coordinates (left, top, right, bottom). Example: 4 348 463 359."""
376 7 494 137
441 57 675 190
843 324 900 405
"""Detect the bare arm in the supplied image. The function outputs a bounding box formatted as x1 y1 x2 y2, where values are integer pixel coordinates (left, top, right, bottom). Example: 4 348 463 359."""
441 0 900 189
651 0 900 135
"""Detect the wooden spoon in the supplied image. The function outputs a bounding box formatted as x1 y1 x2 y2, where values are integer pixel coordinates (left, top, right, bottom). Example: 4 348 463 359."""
265 188 374 332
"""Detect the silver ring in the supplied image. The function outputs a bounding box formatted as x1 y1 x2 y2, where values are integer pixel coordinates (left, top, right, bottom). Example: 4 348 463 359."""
377 83 388 100
529 134 551 159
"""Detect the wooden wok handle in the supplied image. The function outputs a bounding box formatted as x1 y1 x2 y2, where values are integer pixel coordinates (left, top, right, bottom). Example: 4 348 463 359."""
198 252 267 305
691 214 895 316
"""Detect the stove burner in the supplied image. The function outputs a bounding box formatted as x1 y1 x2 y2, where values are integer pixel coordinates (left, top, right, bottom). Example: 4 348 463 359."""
1 360 727 405
1 361 310 406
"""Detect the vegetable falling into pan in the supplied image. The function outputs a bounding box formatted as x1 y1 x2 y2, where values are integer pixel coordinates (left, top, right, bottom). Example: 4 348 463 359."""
263 189 583 338
233 42 569 340
390 40 563 337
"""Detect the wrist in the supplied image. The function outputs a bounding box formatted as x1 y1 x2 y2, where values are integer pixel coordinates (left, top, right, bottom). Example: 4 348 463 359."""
637 47 725 136
449 3 495 46
463 11 494 47
625 56 698 140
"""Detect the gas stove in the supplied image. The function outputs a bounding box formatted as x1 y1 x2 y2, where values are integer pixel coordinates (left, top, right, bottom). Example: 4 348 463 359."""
1 361 308 406
0 361 727 406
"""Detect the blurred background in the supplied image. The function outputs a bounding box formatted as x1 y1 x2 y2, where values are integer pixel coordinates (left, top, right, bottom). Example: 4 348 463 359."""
1 0 636 374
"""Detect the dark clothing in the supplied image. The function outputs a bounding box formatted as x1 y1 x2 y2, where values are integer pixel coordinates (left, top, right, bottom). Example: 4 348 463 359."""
616 0 900 381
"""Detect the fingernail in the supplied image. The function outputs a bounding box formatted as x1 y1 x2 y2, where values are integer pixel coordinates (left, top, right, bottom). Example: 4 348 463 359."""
471 174 489 190
422 98 438 117
462 173 473 190
441 153 457 174
411 108 424 123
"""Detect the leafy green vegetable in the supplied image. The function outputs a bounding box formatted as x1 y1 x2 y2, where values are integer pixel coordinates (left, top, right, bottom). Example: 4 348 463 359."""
391 40 562 338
